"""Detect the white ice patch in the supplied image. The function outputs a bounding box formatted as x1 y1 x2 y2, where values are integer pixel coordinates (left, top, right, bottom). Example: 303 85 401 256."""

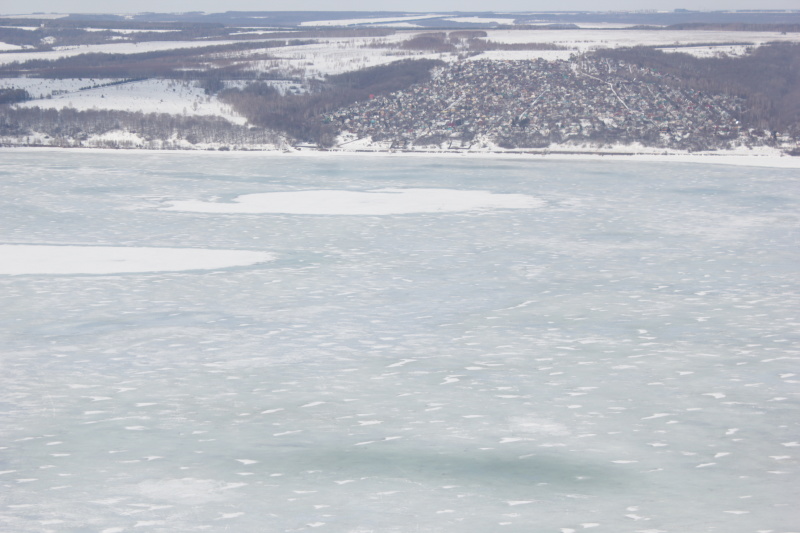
137 478 236 503
163 188 543 215
0 245 273 275
508 416 570 436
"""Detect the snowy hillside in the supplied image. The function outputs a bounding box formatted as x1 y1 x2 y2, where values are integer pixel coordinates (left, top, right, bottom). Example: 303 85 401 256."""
1 11 799 152
13 79 247 124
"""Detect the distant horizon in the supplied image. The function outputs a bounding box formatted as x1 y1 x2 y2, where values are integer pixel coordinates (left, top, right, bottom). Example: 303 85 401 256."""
8 8 800 13
3 0 800 16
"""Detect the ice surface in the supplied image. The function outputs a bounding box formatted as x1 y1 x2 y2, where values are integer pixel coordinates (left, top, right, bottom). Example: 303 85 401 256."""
0 245 273 275
0 151 798 532
163 188 543 215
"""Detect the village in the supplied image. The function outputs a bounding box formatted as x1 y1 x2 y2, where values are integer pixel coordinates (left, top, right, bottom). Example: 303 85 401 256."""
327 56 782 152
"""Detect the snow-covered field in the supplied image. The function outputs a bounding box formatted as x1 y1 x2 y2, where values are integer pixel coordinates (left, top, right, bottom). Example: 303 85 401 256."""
657 44 755 58
482 28 800 52
0 13 67 19
0 78 125 98
15 79 247 124
299 14 446 27
1 151 798 532
2 26 799 144
0 39 246 66
0 42 23 51
4 27 797 71
444 16 518 25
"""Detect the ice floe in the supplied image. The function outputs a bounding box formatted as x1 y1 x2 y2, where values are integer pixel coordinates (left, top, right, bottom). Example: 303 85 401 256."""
0 244 272 275
163 188 543 215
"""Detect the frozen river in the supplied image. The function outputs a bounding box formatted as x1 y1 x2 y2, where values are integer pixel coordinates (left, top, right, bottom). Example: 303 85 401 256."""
1 151 798 532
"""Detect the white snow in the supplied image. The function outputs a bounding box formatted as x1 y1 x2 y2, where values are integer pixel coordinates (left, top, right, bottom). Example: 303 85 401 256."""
468 50 575 61
445 17 518 25
658 44 755 58
16 79 247 124
0 245 273 275
299 15 445 27
0 13 68 19
163 188 544 215
482 28 800 52
1 78 124 99
0 39 245 66
1 149 798 531
233 35 441 77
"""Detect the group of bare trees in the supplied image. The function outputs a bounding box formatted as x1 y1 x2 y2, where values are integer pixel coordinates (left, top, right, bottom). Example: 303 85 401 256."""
0 106 281 148
593 43 800 137
390 31 568 55
0 88 31 105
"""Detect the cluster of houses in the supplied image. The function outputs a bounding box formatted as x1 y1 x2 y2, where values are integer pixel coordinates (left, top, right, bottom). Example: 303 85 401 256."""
327 57 778 152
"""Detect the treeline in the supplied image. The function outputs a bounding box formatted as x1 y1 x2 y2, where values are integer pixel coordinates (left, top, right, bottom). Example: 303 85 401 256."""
393 31 567 54
469 40 569 52
666 23 800 32
593 43 800 135
0 19 233 49
0 88 31 105
219 59 444 146
0 106 282 149
0 17 223 31
0 41 313 79
0 22 395 50
0 27 49 49
0 27 221 51
401 33 457 53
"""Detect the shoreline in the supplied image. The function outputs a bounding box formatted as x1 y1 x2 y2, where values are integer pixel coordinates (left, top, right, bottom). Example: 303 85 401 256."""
2 144 799 169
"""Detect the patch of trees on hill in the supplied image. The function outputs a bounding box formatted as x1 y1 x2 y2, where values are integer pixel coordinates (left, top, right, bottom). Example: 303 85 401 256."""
219 58 444 146
0 88 31 105
593 43 800 136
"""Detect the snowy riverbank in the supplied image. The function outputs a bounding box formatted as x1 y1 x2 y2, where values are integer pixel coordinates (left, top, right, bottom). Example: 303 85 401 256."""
3 143 800 168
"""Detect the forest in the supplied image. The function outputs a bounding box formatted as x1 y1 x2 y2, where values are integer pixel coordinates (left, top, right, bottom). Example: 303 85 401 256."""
593 43 800 136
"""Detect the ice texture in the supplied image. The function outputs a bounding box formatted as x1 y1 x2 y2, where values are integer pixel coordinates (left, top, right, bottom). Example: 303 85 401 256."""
163 188 543 215
0 151 798 532
0 245 272 274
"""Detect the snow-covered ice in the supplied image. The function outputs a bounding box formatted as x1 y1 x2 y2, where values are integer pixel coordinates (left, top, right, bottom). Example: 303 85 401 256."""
1 151 798 532
163 188 543 215
0 245 272 275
